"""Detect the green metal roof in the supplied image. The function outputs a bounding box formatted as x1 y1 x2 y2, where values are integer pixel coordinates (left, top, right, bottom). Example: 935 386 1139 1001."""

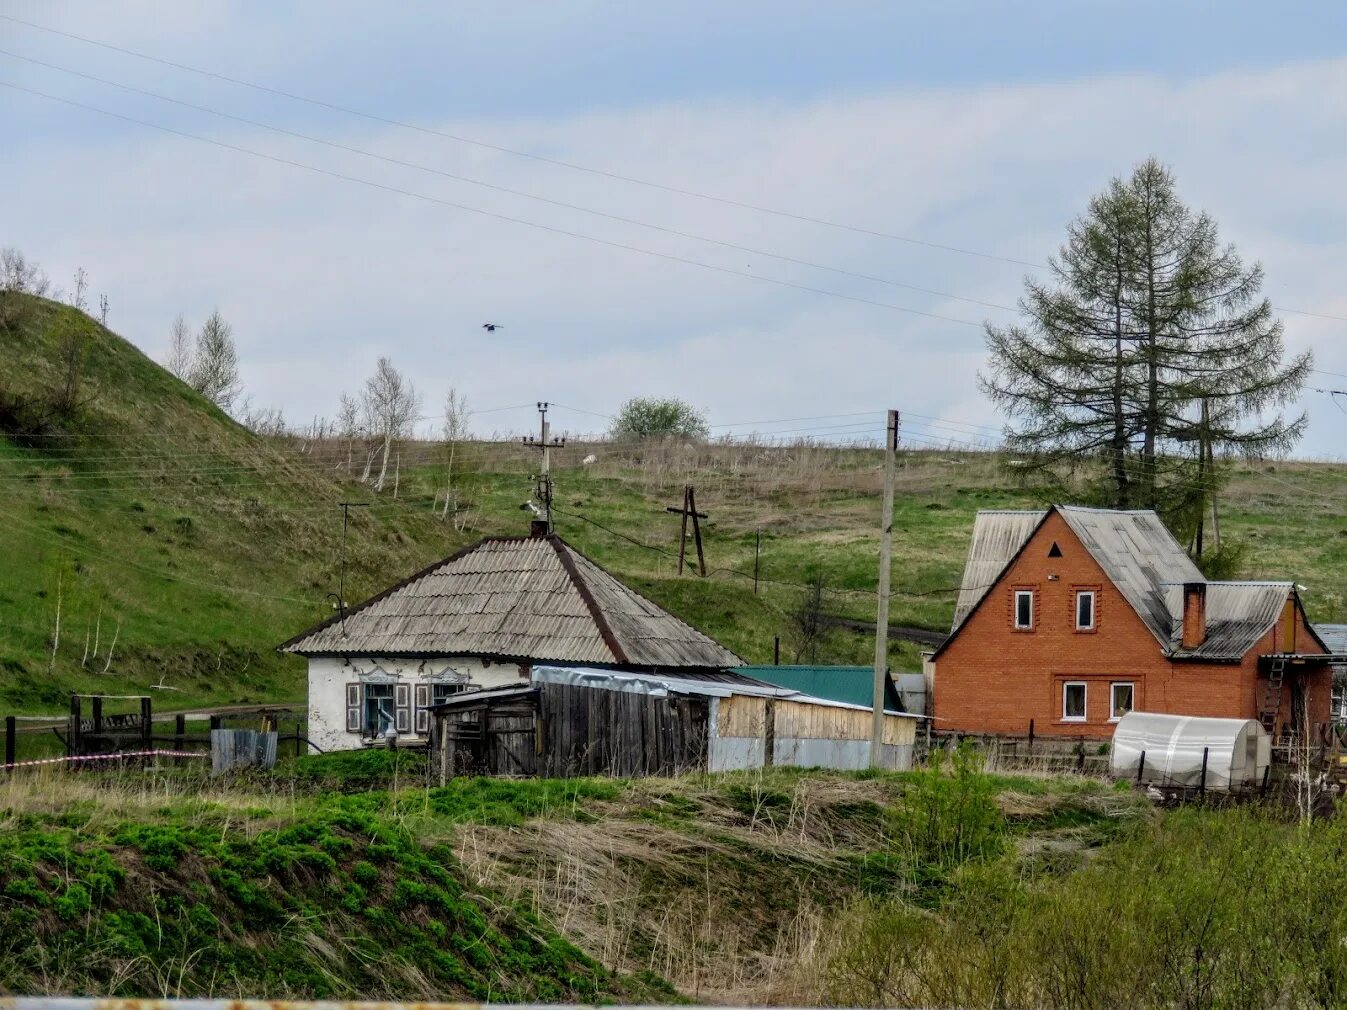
738 665 905 713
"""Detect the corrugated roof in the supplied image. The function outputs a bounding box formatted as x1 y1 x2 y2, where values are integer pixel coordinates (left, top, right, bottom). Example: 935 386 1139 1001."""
737 665 905 712
1163 582 1292 660
280 535 743 669
950 510 1045 631
1057 506 1203 646
1315 624 1347 657
945 504 1301 662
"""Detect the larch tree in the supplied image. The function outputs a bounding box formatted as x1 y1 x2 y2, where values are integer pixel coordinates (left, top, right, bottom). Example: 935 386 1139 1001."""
982 158 1310 532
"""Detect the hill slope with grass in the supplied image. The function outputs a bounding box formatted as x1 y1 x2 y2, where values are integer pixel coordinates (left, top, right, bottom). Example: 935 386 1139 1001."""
3 291 1347 716
8 754 1347 1007
0 294 469 712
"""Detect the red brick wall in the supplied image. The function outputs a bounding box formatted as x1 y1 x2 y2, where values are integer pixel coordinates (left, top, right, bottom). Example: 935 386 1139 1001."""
933 511 1330 738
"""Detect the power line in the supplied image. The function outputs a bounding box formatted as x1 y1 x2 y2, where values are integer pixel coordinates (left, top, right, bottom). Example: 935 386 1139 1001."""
0 12 1043 270
8 14 1347 329
0 48 1025 318
1 80 988 330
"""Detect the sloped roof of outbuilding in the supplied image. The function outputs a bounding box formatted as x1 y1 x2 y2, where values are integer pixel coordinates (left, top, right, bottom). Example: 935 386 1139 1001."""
280 534 743 669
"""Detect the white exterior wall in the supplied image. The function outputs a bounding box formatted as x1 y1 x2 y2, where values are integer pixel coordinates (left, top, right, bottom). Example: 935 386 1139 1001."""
307 655 530 753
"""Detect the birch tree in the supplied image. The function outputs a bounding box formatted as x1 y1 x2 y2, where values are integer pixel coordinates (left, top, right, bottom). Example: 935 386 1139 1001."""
440 387 469 515
189 310 242 411
166 314 193 380
361 357 420 491
337 392 361 470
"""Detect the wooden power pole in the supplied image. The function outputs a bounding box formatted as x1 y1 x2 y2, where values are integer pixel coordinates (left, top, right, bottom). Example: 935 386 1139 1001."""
666 486 708 576
870 409 900 768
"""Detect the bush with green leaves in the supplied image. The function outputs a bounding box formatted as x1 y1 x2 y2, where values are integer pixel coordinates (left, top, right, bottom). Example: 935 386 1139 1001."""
608 396 709 441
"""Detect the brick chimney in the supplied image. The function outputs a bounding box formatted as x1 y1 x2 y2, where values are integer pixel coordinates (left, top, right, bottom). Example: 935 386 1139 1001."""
1181 582 1207 649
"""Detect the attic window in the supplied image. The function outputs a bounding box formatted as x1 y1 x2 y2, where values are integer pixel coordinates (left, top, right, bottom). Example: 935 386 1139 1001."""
1048 542 1063 558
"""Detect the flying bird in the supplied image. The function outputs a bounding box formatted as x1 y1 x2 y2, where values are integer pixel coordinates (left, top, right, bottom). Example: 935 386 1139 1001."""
482 322 502 333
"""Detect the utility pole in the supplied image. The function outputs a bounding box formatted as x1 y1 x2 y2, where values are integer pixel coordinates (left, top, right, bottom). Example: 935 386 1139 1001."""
336 501 370 636
870 409 900 769
665 486 708 576
523 401 565 535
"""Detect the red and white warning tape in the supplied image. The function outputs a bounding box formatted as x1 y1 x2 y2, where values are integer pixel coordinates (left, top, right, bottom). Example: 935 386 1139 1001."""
2 749 209 770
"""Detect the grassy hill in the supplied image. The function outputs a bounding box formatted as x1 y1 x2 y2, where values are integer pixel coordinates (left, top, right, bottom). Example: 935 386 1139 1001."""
3 291 1347 717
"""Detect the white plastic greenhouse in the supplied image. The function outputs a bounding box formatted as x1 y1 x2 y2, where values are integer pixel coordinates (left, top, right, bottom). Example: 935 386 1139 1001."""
1110 712 1271 792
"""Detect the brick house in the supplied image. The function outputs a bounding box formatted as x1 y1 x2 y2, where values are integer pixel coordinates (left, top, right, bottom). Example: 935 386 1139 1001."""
931 505 1331 740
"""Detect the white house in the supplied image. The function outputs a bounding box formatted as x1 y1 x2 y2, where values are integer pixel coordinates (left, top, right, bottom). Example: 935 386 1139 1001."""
280 532 744 752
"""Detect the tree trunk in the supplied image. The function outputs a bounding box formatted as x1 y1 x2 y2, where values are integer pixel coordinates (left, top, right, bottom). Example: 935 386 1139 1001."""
1110 231 1129 508
375 433 391 490
1141 213 1160 509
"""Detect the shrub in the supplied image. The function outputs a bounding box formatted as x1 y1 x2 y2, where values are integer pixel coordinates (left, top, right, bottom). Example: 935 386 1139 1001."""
608 396 709 441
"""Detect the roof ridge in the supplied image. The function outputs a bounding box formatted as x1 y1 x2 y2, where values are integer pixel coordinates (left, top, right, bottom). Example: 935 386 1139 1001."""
547 536 630 665
553 534 744 665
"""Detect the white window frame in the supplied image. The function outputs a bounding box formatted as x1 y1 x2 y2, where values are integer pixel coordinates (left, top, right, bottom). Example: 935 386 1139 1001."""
1062 681 1087 722
1014 590 1034 629
1109 681 1134 722
1075 590 1096 630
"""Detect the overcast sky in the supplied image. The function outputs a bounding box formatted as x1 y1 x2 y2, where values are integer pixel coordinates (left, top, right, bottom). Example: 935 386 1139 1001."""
3 2 1346 454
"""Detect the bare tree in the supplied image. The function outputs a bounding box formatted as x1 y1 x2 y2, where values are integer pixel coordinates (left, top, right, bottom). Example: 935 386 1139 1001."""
788 572 831 663
337 392 361 470
71 267 89 313
189 310 242 410
0 247 50 332
440 387 470 516
54 313 91 416
166 314 193 379
98 293 109 328
361 357 420 491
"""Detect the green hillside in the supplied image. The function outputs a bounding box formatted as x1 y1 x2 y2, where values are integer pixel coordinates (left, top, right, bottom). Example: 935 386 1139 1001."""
3 292 1346 717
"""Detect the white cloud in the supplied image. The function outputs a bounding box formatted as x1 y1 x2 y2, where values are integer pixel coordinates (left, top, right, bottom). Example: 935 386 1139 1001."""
4 48 1346 454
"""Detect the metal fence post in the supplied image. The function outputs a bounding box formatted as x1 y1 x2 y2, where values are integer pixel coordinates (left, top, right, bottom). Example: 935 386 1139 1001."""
1199 745 1209 796
1137 749 1146 785
4 715 14 768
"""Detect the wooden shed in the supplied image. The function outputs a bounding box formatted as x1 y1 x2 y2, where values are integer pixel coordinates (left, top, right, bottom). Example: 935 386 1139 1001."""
430 665 919 781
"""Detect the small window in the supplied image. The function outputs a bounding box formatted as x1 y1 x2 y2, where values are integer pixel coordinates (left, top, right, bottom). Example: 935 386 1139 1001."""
1063 682 1086 721
1048 542 1063 558
1014 590 1034 629
362 682 395 737
1076 590 1096 630
1110 682 1134 721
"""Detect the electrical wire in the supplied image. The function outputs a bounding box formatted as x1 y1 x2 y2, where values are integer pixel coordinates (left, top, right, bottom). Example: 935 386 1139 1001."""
0 80 986 329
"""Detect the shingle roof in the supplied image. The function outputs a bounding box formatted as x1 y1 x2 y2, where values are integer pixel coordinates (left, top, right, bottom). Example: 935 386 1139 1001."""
280 535 743 669
946 505 1303 662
